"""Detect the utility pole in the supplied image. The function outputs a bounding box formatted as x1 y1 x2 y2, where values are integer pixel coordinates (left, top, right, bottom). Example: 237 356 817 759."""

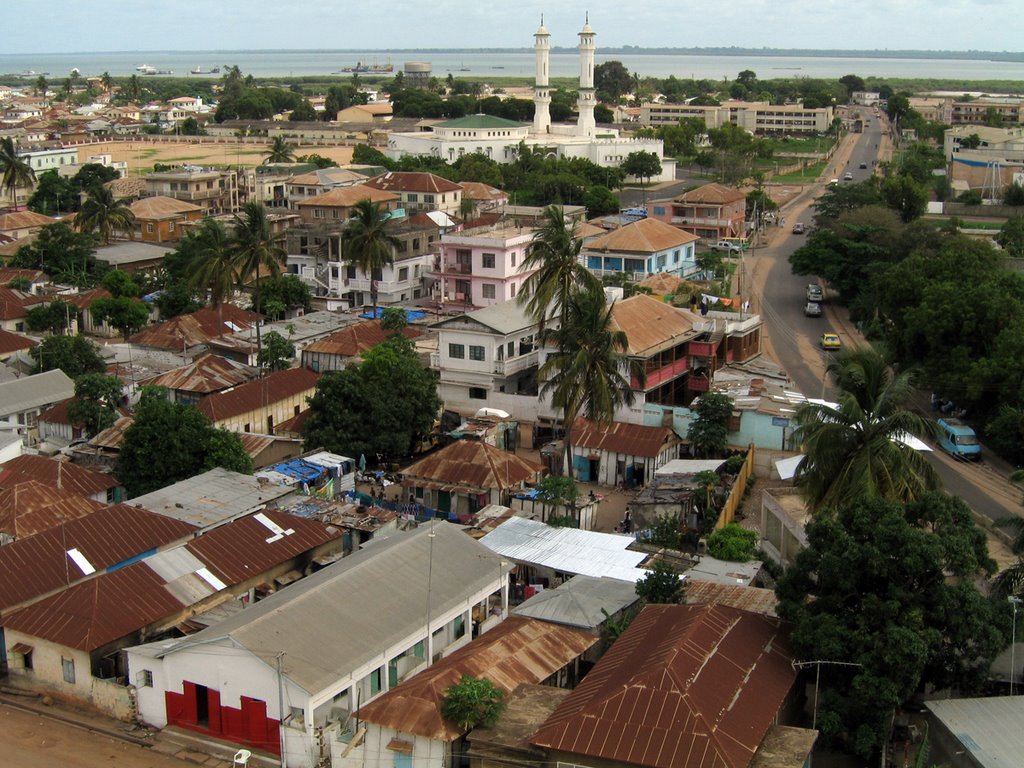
276 651 287 768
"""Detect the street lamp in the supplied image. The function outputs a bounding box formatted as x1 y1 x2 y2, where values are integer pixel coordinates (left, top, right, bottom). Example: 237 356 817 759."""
1010 596 1022 694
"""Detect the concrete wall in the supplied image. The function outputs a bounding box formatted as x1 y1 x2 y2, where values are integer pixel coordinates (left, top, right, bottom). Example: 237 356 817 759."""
210 386 316 434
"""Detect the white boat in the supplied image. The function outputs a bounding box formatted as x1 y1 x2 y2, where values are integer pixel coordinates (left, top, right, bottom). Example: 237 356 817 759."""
136 64 157 75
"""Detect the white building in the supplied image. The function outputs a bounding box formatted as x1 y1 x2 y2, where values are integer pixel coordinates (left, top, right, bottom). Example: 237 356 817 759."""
385 19 677 182
126 524 509 768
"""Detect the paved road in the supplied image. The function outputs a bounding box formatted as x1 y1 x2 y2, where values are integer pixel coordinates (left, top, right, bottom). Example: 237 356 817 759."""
749 118 1023 534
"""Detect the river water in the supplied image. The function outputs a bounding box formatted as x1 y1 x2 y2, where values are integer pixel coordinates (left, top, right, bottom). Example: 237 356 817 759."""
2 50 1023 82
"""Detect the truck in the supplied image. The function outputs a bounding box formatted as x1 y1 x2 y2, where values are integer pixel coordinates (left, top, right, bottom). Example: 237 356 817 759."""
710 240 743 254
936 418 981 460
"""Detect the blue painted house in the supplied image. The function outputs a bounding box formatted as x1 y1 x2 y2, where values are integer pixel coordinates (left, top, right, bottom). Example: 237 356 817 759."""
581 217 699 280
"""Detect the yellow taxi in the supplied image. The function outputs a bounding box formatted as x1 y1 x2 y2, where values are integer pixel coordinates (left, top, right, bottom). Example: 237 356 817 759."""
820 333 841 350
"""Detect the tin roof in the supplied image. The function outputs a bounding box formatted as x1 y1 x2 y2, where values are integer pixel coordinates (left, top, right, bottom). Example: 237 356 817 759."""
140 352 257 395
609 294 700 357
0 453 119 497
365 171 462 195
129 304 261 350
572 418 678 459
196 366 319 423
302 319 424 358
925 696 1024 768
0 480 106 541
401 440 543 492
296 185 398 208
512 575 641 630
530 604 797 768
0 327 36 356
585 217 698 254
676 183 746 205
684 580 779 617
60 288 112 309
129 195 202 220
0 368 75 417
0 210 57 231
0 502 196 614
357 616 597 741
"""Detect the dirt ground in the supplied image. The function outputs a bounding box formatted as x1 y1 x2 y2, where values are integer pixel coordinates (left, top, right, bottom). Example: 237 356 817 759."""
79 138 355 173
0 703 193 768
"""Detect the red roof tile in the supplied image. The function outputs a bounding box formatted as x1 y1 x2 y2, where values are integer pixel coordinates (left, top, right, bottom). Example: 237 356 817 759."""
402 440 543 492
0 454 119 497
0 480 106 541
0 327 36 355
529 604 796 768
572 418 678 459
357 616 596 741
302 319 424 358
196 366 319 423
0 503 196 614
364 171 462 195
61 288 112 310
677 183 746 205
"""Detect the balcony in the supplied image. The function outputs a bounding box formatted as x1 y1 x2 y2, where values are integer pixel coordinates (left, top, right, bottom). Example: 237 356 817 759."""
494 350 538 376
633 356 689 390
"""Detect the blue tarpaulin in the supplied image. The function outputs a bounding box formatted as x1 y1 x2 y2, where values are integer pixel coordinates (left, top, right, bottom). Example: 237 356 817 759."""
359 308 428 321
268 459 326 483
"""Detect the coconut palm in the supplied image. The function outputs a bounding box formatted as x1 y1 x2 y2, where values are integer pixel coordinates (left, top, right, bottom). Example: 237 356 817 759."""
538 284 644 479
263 136 296 164
792 345 940 513
231 201 283 370
76 184 136 244
1 136 36 208
186 218 237 330
340 198 400 317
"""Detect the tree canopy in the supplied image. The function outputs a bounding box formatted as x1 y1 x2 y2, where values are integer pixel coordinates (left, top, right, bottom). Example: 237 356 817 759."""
687 392 734 458
440 675 506 731
31 334 106 378
635 560 686 604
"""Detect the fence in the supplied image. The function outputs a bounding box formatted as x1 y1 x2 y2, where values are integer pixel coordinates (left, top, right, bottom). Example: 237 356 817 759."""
714 444 756 530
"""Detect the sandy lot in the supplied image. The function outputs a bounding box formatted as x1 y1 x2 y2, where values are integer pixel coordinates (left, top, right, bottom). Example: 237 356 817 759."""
78 139 355 174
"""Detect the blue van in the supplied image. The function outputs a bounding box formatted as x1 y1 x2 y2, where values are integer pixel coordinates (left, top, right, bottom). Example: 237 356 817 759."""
936 418 981 460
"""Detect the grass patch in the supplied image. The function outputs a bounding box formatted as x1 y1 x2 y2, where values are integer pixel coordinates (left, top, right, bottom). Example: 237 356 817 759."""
765 135 837 155
772 161 829 183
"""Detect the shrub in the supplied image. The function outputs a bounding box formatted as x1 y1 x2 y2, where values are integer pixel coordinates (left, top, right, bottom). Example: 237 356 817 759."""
706 523 758 562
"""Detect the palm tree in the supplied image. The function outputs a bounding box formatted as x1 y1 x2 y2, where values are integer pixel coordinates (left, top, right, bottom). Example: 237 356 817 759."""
538 284 644 479
263 136 296 164
34 75 48 99
101 71 113 98
125 75 142 104
76 185 136 244
517 204 601 331
340 198 400 317
792 345 940 513
186 219 237 332
231 201 283 371
1 137 36 209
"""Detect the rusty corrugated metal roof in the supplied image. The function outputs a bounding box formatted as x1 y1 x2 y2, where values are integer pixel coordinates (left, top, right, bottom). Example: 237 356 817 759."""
609 293 700 357
0 454 119 497
530 604 796 768
196 366 319 423
88 415 134 450
302 319 423 358
572 418 678 459
684 580 779 618
130 304 261 351
402 440 543 492
0 502 196 614
0 327 36 355
140 353 257 395
0 480 105 541
365 171 462 194
676 183 746 205
357 616 596 741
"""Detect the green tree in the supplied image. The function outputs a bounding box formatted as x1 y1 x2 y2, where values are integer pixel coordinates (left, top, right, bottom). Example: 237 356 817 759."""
179 116 203 136
776 495 1003 758
380 306 408 331
792 346 939 513
687 392 733 458
997 215 1024 258
582 185 619 217
11 223 100 286
289 99 317 122
25 300 73 334
66 373 123 438
297 153 339 169
258 330 295 372
340 198 400 317
1 136 36 204
231 201 283 368
538 285 643 479
594 60 634 102
880 174 928 223
621 150 662 189
76 184 136 244
91 270 151 341
706 523 758 561
440 674 506 731
27 170 76 215
1003 182 1024 207
117 386 253 497
304 335 439 459
185 218 237 307
838 74 866 101
635 560 686 604
263 135 296 164
31 334 106 377
124 74 143 103
250 273 311 319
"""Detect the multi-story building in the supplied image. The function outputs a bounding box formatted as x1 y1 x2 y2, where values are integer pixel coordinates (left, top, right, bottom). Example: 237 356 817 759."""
640 100 834 135
142 167 241 215
285 167 368 210
950 96 1024 126
362 171 463 216
581 217 699 280
432 223 537 308
646 183 747 241
944 125 1024 196
294 185 398 225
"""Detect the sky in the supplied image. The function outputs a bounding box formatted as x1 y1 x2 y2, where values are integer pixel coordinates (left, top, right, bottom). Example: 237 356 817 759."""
6 0 1023 53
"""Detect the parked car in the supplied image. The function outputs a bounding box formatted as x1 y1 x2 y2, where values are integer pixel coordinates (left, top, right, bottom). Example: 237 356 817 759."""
820 332 841 350
792 222 806 234
805 301 822 317
806 284 823 302
936 417 981 460
710 240 743 254
843 172 854 181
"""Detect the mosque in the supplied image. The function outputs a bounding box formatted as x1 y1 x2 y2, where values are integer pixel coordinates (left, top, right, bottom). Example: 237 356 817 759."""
384 18 678 182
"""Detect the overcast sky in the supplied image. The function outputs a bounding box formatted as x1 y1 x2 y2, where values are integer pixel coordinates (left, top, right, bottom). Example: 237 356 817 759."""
7 0 1022 53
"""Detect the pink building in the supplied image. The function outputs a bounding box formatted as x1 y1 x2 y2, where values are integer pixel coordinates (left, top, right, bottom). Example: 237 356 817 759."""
432 224 537 308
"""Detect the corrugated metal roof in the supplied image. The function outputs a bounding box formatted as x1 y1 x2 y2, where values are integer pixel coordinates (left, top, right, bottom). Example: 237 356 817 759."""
480 517 647 583
129 196 202 219
0 210 57 231
296 185 398 208
88 415 135 450
572 418 678 459
303 319 423 357
365 171 462 195
357 616 597 741
402 440 542 492
925 696 1024 768
0 368 75 417
130 304 261 351
0 453 118 497
196 366 319 423
512 575 641 630
609 294 700 357
655 459 727 476
0 502 196 614
530 604 797 768
140 353 257 395
0 328 36 356
585 217 698 254
0 480 106 541
132 523 505 695
684 580 778 617
676 183 746 205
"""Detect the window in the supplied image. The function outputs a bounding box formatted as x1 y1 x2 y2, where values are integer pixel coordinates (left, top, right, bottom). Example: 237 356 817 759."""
510 282 517 298
482 284 496 300
146 223 155 233
370 667 382 695
398 267 409 281
62 656 75 685
138 669 153 687
482 253 496 269
424 194 435 204
168 221 175 232
469 345 485 361
448 343 465 359
313 208 324 219
406 193 418 203
511 251 517 267
454 614 466 639
469 387 487 400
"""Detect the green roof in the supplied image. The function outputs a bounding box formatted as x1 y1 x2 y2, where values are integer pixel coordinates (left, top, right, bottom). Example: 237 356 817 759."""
438 114 528 129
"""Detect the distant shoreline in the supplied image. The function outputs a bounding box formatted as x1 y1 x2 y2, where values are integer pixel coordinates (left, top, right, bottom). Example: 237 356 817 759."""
6 47 1024 63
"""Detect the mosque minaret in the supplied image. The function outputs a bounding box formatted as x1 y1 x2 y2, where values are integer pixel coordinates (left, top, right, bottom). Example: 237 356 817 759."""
532 17 552 134
575 15 597 138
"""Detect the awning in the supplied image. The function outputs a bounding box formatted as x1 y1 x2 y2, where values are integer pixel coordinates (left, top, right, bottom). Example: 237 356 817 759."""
274 569 303 587
10 643 33 655
386 738 414 755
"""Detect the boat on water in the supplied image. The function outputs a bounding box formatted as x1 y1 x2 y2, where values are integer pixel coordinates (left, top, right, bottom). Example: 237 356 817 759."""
190 66 221 75
337 58 394 74
137 64 157 75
